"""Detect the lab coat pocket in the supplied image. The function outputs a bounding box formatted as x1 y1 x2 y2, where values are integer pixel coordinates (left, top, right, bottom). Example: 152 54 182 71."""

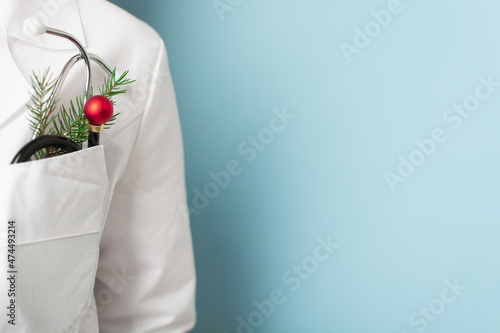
0 146 109 332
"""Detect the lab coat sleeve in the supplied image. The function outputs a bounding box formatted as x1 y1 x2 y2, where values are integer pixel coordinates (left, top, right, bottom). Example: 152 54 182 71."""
93 39 196 333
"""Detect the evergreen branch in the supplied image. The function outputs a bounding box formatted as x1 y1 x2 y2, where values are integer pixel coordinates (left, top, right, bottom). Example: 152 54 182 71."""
27 68 134 159
27 69 58 138
99 69 135 98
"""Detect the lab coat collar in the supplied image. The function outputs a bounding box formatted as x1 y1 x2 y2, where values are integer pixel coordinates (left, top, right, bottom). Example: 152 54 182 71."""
0 0 86 50
0 41 29 131
0 0 86 129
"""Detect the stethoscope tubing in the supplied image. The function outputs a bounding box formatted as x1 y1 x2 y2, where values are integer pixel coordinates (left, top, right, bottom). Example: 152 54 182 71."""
32 27 95 140
11 135 82 164
46 27 92 100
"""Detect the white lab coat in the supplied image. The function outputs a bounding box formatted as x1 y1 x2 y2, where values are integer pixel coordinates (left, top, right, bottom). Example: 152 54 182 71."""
0 0 196 332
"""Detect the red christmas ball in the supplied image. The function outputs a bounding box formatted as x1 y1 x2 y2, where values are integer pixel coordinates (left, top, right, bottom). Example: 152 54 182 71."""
84 95 114 125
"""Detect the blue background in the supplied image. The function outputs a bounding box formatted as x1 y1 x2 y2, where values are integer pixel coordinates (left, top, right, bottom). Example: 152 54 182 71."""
109 1 500 332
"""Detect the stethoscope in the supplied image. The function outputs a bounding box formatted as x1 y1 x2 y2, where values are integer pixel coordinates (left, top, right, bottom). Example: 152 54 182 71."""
11 19 114 164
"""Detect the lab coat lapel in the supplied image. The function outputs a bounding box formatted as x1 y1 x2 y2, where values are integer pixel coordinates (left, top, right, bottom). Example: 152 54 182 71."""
0 21 29 130
1 0 86 50
0 0 86 129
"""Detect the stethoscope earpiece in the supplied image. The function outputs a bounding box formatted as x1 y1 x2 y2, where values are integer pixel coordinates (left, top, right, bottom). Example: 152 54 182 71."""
11 135 82 164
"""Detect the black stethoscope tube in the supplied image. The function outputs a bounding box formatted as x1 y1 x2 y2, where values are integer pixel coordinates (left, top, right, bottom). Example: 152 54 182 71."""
88 132 99 148
11 135 82 164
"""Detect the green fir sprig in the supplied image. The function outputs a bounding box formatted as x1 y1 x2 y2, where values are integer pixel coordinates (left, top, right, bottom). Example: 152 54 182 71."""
27 68 134 159
27 69 58 139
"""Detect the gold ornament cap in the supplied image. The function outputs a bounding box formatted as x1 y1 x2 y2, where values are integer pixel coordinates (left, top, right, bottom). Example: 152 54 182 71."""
88 123 104 133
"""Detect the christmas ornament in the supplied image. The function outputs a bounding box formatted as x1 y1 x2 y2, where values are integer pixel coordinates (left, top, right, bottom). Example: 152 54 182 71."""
84 95 114 126
84 95 114 147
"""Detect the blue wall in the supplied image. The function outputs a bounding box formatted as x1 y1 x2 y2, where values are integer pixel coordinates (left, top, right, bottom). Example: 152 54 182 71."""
110 1 500 332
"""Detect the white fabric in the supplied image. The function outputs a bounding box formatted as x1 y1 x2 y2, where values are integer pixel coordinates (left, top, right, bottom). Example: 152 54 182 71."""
0 0 196 332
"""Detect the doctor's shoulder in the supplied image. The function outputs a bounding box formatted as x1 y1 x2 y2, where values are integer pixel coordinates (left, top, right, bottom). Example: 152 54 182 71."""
78 0 166 70
79 0 163 44
77 0 174 138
